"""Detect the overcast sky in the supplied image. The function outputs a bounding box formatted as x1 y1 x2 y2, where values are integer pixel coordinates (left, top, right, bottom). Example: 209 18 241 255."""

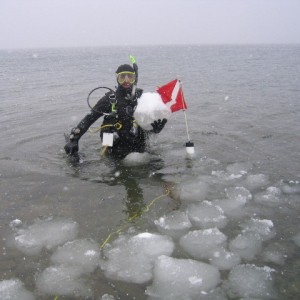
1 0 299 49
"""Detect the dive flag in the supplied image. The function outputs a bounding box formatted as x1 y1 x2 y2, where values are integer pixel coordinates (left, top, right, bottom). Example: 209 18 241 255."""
156 79 187 112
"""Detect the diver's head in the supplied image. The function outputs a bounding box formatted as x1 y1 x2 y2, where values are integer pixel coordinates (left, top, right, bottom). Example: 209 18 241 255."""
116 64 136 90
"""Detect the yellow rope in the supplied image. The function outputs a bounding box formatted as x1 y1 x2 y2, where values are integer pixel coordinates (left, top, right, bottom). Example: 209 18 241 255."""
53 187 174 300
88 125 103 133
100 187 172 249
99 146 108 158
88 122 122 134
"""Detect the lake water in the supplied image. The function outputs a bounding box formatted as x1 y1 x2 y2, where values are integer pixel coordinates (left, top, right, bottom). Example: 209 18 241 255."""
0 45 300 299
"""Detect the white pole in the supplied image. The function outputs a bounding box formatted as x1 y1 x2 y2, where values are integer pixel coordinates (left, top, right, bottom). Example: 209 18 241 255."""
178 80 195 155
183 109 191 142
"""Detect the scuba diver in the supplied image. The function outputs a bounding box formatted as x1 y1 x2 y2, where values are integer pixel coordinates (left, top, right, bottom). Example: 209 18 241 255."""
64 60 167 159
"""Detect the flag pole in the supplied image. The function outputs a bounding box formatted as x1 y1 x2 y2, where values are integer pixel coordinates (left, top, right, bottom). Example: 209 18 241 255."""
179 80 195 155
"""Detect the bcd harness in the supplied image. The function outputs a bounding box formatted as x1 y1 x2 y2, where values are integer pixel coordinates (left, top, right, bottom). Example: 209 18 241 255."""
88 92 138 135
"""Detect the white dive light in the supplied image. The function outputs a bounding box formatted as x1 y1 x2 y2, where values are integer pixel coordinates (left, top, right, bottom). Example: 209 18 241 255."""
185 141 195 155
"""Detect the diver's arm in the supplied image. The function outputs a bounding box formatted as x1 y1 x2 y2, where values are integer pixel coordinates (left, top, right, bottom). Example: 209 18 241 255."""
69 95 109 141
71 110 103 140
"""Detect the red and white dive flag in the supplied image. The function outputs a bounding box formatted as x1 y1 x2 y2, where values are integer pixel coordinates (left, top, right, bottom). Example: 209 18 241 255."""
157 79 187 113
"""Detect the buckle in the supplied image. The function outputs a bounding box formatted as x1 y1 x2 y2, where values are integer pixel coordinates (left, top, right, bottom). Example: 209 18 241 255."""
114 122 122 130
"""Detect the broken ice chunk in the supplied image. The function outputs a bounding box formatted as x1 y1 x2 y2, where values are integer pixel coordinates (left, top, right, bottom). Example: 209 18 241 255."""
146 255 220 299
154 211 192 239
179 228 227 260
187 200 228 229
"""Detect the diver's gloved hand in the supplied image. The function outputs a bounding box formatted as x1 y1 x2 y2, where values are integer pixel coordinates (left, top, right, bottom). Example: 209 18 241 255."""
64 139 79 155
64 127 81 155
151 118 167 134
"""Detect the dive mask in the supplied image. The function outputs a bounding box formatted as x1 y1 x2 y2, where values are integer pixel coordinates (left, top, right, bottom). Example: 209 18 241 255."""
116 72 136 85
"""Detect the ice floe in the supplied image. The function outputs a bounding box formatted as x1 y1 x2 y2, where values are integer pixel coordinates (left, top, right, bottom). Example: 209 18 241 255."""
279 180 300 194
178 179 209 202
254 186 282 206
261 242 289 265
240 218 276 241
101 294 116 300
0 279 35 300
225 186 252 203
229 233 263 260
36 265 92 298
146 255 220 299
12 218 79 255
154 211 192 239
122 152 152 166
187 200 228 229
242 174 270 191
9 219 22 228
209 248 241 270
5 160 297 300
50 239 100 272
36 238 99 298
100 232 174 283
226 162 253 176
224 264 276 299
228 217 275 261
212 162 252 181
179 228 227 260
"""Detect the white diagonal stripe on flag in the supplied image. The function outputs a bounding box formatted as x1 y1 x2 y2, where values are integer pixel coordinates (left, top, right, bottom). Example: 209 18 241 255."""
166 80 180 109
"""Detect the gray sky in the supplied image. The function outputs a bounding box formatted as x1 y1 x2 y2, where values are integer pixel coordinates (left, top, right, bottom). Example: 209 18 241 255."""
1 0 299 49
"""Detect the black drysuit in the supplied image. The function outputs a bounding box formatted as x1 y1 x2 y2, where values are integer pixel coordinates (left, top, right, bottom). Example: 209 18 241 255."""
67 86 149 159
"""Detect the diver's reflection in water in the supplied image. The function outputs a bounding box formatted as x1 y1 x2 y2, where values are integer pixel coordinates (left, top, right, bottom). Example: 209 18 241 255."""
117 169 146 220
65 153 166 220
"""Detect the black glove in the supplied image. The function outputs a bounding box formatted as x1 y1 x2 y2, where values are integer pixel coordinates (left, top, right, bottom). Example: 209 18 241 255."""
64 127 81 155
151 118 167 134
64 139 79 155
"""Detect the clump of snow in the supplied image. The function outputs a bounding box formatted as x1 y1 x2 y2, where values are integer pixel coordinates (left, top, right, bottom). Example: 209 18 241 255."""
154 211 192 239
51 239 100 273
187 201 228 229
224 264 276 299
134 92 171 130
100 232 174 283
36 265 92 298
0 279 35 300
122 152 152 166
13 218 79 255
179 228 227 260
254 186 282 206
146 255 220 299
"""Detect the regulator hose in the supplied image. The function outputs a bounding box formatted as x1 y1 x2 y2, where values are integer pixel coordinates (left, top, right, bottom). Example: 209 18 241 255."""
86 86 115 114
